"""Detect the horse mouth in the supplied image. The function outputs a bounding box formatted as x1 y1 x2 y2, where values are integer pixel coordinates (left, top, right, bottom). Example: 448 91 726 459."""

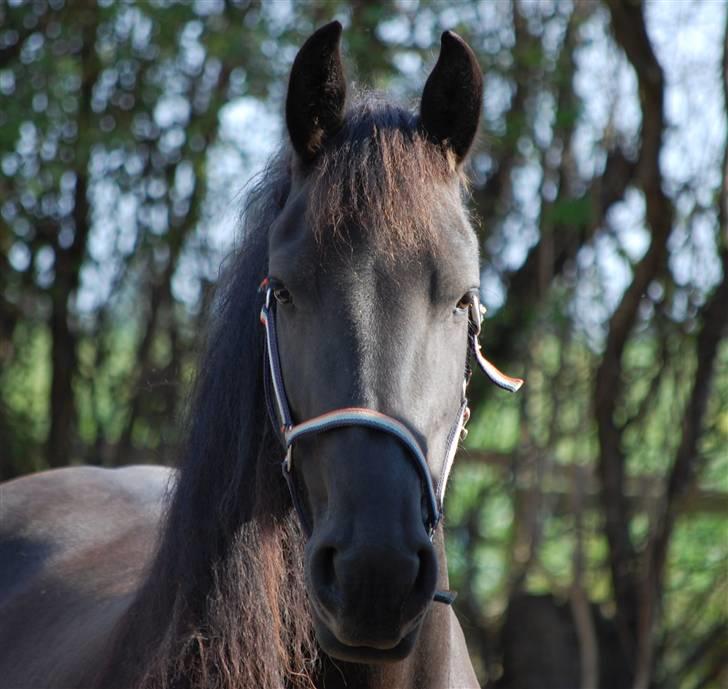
311 608 422 663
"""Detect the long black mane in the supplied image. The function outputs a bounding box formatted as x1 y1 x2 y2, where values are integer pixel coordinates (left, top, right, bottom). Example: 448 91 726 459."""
97 145 317 689
98 99 454 689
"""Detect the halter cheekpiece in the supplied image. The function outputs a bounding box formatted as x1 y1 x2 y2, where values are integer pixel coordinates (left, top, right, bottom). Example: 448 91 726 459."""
259 275 522 537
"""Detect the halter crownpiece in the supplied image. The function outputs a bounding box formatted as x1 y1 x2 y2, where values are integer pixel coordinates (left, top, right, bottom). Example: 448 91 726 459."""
258 277 523 600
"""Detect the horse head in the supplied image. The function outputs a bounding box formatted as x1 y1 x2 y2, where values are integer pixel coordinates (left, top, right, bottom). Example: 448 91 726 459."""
266 21 485 663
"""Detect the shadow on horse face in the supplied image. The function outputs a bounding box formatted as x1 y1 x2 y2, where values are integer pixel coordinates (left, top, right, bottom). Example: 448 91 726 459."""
263 21 485 663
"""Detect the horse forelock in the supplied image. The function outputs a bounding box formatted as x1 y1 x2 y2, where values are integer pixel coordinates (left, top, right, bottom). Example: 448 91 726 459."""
307 94 471 258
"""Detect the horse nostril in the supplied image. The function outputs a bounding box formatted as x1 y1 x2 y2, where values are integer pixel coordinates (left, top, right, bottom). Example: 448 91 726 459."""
414 546 438 599
311 545 337 596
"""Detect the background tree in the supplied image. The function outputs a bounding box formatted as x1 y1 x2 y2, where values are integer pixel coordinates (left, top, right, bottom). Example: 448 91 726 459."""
0 1 725 687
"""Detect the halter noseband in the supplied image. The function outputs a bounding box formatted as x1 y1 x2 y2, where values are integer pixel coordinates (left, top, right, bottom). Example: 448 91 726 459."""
259 276 522 537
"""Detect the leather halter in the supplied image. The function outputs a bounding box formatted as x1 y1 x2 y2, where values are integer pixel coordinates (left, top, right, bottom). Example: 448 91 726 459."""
259 276 522 532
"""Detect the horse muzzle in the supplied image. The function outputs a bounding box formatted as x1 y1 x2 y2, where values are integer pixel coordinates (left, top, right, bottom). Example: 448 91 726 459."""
305 529 438 661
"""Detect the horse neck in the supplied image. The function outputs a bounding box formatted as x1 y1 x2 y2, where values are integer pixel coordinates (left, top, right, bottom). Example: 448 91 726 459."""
313 536 452 689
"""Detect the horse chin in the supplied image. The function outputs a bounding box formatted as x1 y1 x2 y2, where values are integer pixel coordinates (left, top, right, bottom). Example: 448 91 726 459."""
312 612 420 664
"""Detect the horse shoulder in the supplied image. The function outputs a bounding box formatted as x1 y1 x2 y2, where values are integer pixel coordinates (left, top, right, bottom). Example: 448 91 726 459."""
448 608 481 689
0 465 172 688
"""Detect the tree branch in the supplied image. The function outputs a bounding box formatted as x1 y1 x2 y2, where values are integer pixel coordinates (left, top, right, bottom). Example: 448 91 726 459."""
478 5 637 379
46 8 99 468
596 0 674 669
634 12 728 688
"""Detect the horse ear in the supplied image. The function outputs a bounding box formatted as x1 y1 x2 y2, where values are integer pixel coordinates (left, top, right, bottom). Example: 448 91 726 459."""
420 31 483 165
286 21 347 163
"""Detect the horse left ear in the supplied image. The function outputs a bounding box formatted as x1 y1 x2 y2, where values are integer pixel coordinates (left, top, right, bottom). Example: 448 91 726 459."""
420 31 483 166
286 21 347 164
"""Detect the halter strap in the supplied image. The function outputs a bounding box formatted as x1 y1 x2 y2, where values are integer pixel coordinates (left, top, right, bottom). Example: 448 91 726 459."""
284 408 441 533
259 285 294 428
258 277 523 536
468 299 524 393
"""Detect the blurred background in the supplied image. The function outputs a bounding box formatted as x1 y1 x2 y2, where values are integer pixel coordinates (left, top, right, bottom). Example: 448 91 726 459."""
0 1 726 687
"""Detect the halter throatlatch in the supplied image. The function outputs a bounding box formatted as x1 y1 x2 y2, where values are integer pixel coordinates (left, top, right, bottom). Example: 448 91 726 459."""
259 277 523 602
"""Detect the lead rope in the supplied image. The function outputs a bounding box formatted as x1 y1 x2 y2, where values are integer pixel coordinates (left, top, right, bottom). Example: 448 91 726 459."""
259 278 523 605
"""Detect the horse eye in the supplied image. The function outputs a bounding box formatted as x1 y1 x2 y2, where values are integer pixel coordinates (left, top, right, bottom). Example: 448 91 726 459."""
455 293 472 313
273 287 293 305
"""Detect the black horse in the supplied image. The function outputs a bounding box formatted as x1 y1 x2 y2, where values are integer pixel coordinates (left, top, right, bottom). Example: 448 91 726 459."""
0 22 521 689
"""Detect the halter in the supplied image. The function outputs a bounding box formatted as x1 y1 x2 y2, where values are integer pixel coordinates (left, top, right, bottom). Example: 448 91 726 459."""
259 278 522 602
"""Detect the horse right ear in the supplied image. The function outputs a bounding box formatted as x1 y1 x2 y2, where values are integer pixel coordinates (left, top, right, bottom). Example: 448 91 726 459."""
286 21 347 164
